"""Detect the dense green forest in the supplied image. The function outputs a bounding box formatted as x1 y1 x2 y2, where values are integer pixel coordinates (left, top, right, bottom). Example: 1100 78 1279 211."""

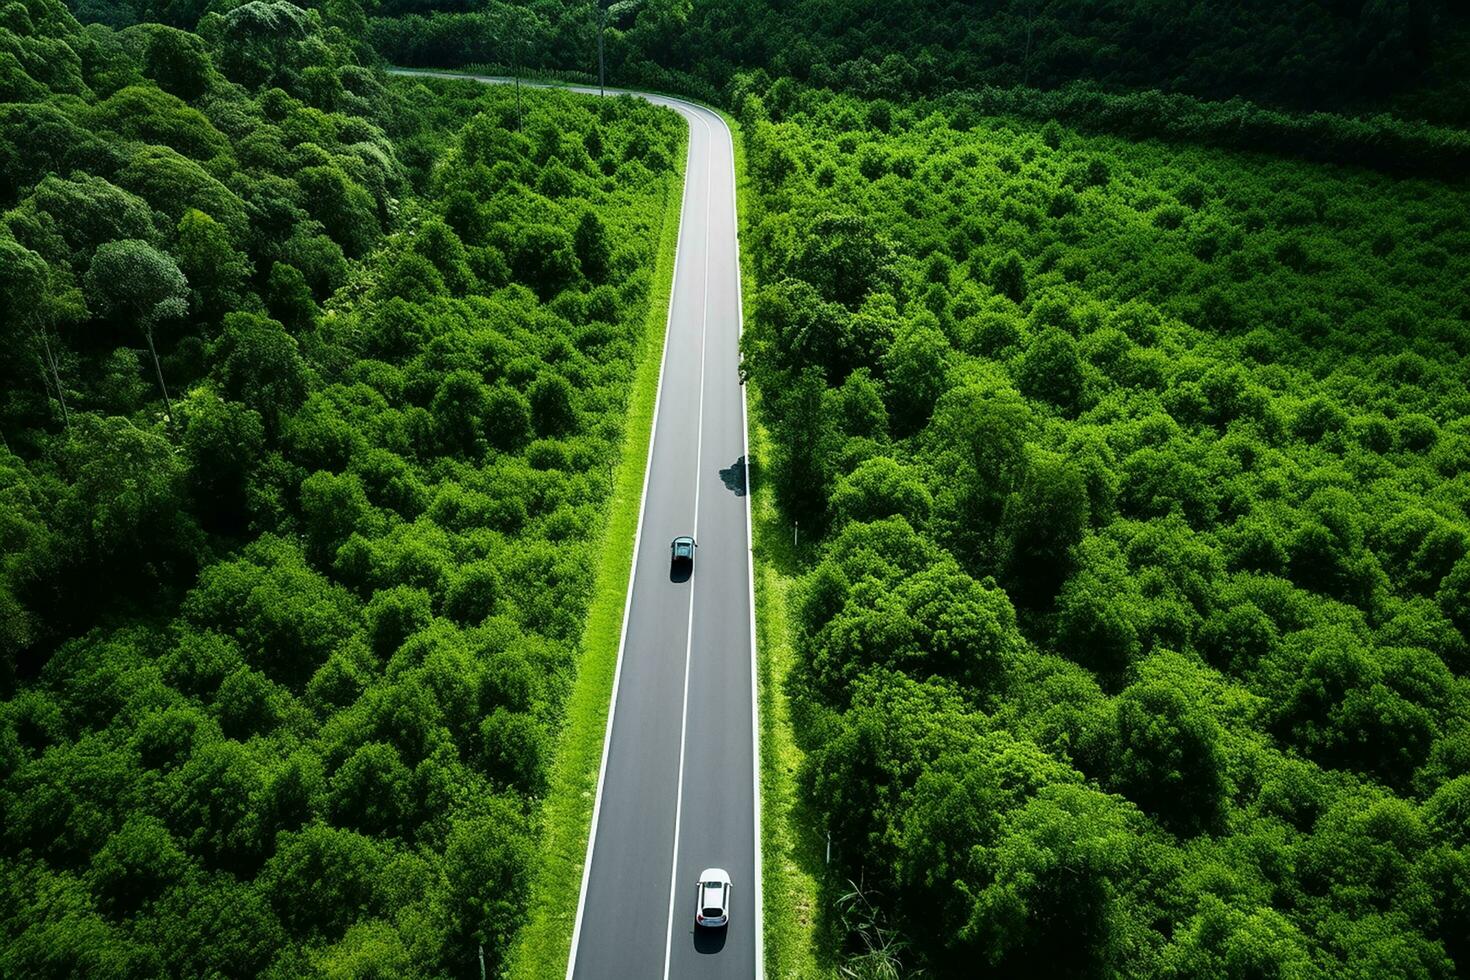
0 0 683 974
736 75 1470 976
359 2 1470 180
16 0 1470 977
353 0 1470 126
73 0 1470 125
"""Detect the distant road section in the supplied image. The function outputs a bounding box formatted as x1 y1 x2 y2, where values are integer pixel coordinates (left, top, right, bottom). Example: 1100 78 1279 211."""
388 69 761 980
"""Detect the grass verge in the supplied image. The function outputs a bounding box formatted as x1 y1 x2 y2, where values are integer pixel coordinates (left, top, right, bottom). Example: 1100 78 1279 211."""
718 108 834 980
505 113 687 980
747 408 833 980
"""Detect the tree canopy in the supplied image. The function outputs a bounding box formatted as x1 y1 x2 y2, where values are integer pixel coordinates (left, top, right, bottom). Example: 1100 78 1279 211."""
0 3 684 973
736 70 1470 977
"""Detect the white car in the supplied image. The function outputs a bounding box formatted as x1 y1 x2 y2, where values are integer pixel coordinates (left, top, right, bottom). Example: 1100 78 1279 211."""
694 868 731 928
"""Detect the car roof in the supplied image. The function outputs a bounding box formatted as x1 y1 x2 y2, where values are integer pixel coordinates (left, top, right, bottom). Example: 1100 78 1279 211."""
698 867 730 884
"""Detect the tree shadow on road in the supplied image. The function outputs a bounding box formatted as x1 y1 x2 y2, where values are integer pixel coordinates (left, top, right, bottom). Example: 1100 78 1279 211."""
719 456 748 497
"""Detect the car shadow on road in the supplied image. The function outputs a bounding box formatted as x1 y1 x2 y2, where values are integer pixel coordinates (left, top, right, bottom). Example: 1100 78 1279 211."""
718 456 748 497
692 926 728 955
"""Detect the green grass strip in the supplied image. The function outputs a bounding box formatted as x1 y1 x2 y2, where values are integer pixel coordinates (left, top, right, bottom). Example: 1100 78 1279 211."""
507 115 688 980
748 410 833 980
717 108 834 980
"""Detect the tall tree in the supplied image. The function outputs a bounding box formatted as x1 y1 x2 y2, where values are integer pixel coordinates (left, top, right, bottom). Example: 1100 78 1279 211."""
84 240 189 423
0 238 71 431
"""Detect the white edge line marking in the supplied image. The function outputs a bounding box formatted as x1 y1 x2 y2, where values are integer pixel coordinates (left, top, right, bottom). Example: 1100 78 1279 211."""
662 107 714 980
562 90 694 980
387 70 762 978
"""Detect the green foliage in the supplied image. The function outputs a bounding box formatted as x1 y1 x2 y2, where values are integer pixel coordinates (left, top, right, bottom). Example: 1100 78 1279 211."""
1105 656 1227 836
209 312 308 431
0 17 684 972
769 368 836 525
84 238 187 325
141 25 211 99
60 416 202 576
478 707 547 795
800 526 1021 700
573 209 610 283
443 805 531 974
148 876 284 977
328 741 412 837
88 813 191 917
175 209 250 319
265 261 317 332
91 84 228 161
989 251 1027 305
15 2 1470 974
998 450 1089 606
788 212 897 309
179 389 264 531
368 0 1470 135
297 164 381 258
117 144 247 242
8 172 160 263
738 76 1470 976
444 560 500 626
166 738 266 874
960 784 1149 974
528 372 576 438
881 314 949 434
830 456 931 530
1016 328 1085 414
261 823 384 942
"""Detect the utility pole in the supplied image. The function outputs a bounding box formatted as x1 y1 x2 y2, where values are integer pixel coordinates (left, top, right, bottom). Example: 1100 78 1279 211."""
1021 0 1040 87
514 39 523 131
142 319 173 426
35 324 71 434
597 1 643 97
598 2 606 97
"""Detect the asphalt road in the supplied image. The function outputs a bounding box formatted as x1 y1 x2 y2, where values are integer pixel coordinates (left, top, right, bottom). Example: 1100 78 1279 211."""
389 70 760 979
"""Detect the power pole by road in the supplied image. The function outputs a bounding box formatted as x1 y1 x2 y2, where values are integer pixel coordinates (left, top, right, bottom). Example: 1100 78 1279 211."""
513 38 523 130
597 0 642 97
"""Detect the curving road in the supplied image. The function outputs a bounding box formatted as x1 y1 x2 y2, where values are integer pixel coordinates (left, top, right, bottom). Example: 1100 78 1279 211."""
389 70 761 979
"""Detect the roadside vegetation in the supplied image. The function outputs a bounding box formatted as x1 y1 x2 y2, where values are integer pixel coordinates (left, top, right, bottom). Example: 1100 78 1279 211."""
0 2 683 974
506 107 684 979
735 74 1470 977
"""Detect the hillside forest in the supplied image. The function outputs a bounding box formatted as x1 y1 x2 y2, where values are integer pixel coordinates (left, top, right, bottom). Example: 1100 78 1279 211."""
356 0 1470 127
736 74 1470 977
1 0 684 974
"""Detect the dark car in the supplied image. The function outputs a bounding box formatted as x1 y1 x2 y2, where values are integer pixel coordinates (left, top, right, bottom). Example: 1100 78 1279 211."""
670 535 696 573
